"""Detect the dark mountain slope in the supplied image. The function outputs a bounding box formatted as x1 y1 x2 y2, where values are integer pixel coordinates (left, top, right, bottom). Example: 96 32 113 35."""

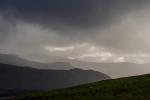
15 74 150 100
0 63 110 97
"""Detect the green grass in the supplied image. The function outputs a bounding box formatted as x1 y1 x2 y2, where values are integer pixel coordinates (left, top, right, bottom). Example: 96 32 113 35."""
13 74 150 100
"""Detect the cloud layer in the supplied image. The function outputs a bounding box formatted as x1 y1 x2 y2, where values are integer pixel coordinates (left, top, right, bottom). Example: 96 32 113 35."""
0 0 150 63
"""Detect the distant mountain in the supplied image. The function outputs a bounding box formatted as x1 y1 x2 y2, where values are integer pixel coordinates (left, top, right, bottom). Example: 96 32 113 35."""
1 54 150 79
69 61 150 78
0 63 110 96
0 54 74 70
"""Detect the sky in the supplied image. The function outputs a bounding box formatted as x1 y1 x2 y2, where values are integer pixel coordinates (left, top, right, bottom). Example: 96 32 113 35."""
0 0 150 63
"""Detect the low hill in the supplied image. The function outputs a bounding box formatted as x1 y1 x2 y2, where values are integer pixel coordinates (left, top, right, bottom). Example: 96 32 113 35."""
14 74 150 100
0 64 110 97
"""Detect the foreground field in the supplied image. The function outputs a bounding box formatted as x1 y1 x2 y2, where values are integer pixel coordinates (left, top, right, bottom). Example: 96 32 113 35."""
13 74 150 100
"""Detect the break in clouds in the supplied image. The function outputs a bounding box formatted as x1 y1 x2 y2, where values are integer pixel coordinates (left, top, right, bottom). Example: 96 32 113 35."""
0 0 150 63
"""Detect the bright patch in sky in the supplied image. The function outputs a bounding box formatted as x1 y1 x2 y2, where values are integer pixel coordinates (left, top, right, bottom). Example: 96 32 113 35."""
44 44 125 63
44 46 75 52
44 44 150 64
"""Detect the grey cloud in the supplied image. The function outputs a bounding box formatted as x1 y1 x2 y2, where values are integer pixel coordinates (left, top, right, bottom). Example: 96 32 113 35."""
0 0 149 35
0 0 150 62
0 0 144 31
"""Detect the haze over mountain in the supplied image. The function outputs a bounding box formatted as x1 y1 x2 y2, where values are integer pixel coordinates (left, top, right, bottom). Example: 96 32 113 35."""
1 54 150 78
71 62 150 78
0 54 74 70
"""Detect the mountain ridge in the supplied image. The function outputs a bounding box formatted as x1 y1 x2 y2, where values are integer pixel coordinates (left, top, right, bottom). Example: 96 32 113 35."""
0 63 110 97
0 54 74 70
1 54 150 78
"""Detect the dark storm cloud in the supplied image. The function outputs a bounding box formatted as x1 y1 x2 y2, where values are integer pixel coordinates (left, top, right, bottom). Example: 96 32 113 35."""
0 0 134 31
0 0 110 27
0 0 149 36
0 0 149 32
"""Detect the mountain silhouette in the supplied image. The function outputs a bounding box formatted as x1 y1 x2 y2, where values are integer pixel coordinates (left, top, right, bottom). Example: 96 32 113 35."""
1 54 150 78
0 63 110 96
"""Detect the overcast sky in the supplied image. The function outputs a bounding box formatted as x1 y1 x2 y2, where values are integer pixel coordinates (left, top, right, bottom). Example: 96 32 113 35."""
0 0 150 63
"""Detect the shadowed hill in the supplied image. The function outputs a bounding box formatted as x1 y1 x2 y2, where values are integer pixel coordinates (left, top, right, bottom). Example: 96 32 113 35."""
14 74 150 100
0 63 110 97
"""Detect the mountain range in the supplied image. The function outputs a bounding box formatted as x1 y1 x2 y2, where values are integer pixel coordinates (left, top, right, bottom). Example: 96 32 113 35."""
0 54 74 70
0 54 150 78
0 63 110 97
1 53 150 98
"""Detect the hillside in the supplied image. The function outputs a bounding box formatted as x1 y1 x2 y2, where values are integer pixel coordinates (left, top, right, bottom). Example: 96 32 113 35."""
0 64 110 97
14 74 150 100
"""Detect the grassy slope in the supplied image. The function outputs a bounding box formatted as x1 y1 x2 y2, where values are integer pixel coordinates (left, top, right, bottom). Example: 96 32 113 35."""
13 74 150 100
